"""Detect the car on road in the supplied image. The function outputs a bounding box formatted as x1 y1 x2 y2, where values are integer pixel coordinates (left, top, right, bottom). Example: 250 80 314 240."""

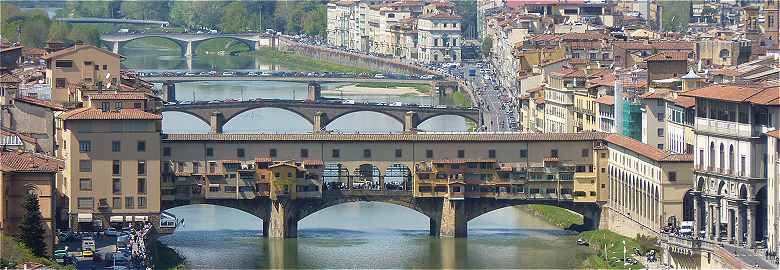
258 72 272 76
376 102 387 106
222 72 235 76
82 239 95 251
342 100 355 105
184 72 196 76
81 249 94 258
248 72 257 76
103 228 121 236
373 74 385 79
390 102 403 107
53 249 73 265
434 105 447 109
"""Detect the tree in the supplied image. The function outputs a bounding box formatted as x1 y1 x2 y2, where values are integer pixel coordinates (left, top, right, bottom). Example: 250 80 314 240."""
302 5 326 36
18 193 46 257
47 21 71 42
220 2 250 33
120 0 169 21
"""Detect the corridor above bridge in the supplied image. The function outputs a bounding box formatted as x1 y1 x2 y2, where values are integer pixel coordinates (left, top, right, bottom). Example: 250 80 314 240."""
162 98 480 133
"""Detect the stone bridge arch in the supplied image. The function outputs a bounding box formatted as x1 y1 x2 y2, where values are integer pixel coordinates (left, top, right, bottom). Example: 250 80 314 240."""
223 105 316 126
107 35 187 55
320 109 405 130
162 109 211 126
161 198 271 220
191 36 258 53
463 200 603 228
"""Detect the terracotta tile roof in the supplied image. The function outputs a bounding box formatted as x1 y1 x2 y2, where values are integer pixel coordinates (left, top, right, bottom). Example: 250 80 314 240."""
561 32 606 41
42 44 123 60
767 130 780 139
613 41 695 51
569 58 590 64
552 68 587 78
639 89 671 100
594 95 614 105
15 96 65 111
1 129 37 145
255 157 273 163
58 107 162 120
681 84 779 106
303 159 324 166
605 134 692 162
163 132 608 142
644 51 690 62
589 73 617 87
88 92 148 100
419 13 462 20
0 73 21 83
674 95 696 108
0 149 63 173
528 34 561 42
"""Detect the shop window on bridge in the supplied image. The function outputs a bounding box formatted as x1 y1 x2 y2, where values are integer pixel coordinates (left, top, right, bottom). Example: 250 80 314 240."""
451 186 462 192
546 188 556 194
574 191 587 197
450 164 460 169
520 149 528 158
467 163 478 169
576 165 587 172
224 186 237 193
434 186 448 193
206 148 214 157
530 188 540 194
466 185 479 192
436 173 448 179
480 186 495 192
209 186 220 192
560 173 574 180
546 174 555 180
590 191 597 196
418 186 432 193
363 149 371 158
560 188 571 194
480 174 493 181
530 173 543 180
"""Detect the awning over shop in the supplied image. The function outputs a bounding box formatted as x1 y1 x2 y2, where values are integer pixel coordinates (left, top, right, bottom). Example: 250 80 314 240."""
77 213 93 223
134 216 149 222
110 216 124 222
208 183 220 188
125 216 134 222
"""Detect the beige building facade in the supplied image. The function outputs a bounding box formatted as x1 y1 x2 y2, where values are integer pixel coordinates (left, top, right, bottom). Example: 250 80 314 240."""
43 44 122 105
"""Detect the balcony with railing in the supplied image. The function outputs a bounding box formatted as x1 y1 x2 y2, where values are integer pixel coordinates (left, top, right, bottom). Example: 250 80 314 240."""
695 117 766 138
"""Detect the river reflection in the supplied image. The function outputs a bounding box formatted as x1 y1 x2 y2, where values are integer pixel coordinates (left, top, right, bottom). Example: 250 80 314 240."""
160 204 592 269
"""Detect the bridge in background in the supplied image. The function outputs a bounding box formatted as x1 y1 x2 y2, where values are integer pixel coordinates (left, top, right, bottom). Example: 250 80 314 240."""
101 32 275 56
143 75 437 84
56 17 169 25
162 97 480 133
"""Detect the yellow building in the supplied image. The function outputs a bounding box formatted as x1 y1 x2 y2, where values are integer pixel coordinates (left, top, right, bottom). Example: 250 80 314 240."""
43 44 122 105
269 161 321 200
56 98 162 231
0 149 62 255
574 87 599 132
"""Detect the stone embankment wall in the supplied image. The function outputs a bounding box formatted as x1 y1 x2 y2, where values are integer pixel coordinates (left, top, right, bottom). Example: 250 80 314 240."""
277 38 435 75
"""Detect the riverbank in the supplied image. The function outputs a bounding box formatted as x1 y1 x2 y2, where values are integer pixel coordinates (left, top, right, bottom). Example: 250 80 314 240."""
254 47 378 74
0 234 67 269
452 91 473 107
323 84 430 97
519 205 656 269
153 241 186 270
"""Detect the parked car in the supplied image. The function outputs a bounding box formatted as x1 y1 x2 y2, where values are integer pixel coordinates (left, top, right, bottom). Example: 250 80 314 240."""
103 228 121 236
82 239 95 251
342 100 355 105
222 72 235 76
81 249 93 258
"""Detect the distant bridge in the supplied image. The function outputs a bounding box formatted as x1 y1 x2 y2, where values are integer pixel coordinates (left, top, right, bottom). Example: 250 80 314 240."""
101 32 275 56
143 75 437 84
56 17 169 25
162 98 480 133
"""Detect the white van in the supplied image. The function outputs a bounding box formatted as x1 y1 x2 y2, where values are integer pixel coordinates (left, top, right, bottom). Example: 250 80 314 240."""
680 221 694 235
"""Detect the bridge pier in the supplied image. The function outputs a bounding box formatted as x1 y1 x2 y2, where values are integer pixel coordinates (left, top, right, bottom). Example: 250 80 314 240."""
185 41 193 57
313 112 328 133
112 41 120 54
269 198 298 238
306 82 322 102
210 111 225 133
163 82 176 102
404 111 420 133
428 198 467 237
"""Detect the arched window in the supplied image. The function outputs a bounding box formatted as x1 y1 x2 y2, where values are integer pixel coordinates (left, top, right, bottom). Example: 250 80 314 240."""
709 142 716 169
729 144 735 174
719 143 725 170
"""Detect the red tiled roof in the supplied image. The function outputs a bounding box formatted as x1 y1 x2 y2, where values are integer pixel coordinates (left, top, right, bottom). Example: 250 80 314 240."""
1 129 37 145
88 92 148 100
767 130 780 139
589 73 617 87
430 159 497 164
552 68 587 78
605 134 692 162
255 157 273 163
561 32 605 41
303 159 324 166
15 96 65 111
681 84 779 106
58 107 162 120
644 51 690 62
0 73 21 83
528 34 561 42
419 13 462 20
0 149 63 173
42 44 123 60
614 41 695 51
164 132 609 142
594 95 614 105
675 95 695 108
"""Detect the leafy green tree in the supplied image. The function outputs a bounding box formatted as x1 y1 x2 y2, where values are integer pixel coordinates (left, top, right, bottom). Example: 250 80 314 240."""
302 5 326 36
18 193 46 257
220 2 250 33
68 25 101 46
0 3 22 21
47 21 71 42
120 0 169 20
169 1 226 30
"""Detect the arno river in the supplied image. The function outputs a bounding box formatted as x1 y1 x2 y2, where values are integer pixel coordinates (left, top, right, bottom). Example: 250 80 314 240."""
122 44 592 268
